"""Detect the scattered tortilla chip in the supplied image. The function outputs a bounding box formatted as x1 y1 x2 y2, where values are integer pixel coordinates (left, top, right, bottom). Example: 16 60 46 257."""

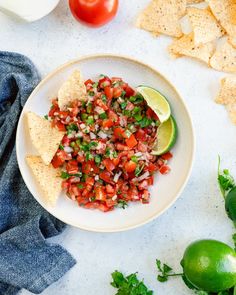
226 103 236 124
26 112 64 165
187 0 204 3
215 76 236 104
210 41 236 73
187 7 225 44
168 33 215 64
207 0 236 38
58 70 87 110
229 36 236 48
26 156 62 206
136 0 185 38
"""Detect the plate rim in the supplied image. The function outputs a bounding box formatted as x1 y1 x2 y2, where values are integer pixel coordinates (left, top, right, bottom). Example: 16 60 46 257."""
16 53 196 232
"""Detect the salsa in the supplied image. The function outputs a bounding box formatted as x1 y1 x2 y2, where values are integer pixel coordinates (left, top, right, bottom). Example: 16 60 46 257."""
49 75 172 212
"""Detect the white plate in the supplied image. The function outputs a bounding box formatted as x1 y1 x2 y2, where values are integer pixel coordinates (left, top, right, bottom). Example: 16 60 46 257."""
16 54 195 232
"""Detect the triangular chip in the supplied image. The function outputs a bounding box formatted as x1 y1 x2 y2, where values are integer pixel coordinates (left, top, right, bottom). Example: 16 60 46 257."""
207 0 236 38
215 76 236 104
187 7 225 44
226 103 236 124
26 156 62 206
58 70 87 110
168 33 215 64
136 0 186 38
210 41 236 73
187 0 204 3
26 112 64 165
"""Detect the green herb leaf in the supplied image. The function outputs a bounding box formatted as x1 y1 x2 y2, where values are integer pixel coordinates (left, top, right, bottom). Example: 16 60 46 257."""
218 156 235 198
139 117 152 128
135 164 145 177
131 156 138 163
86 116 94 125
120 101 127 110
95 155 102 165
77 184 84 189
44 115 48 120
59 144 64 150
111 271 153 295
66 123 78 133
99 112 107 119
156 259 182 283
232 233 236 251
117 200 128 209
61 171 70 179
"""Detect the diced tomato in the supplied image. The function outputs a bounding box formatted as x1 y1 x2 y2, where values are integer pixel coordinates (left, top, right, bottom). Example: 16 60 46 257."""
106 184 115 194
77 154 85 163
99 77 111 89
98 203 112 212
138 180 149 190
111 77 122 83
62 180 70 190
84 79 94 86
51 150 71 168
116 143 130 151
108 110 119 123
113 87 122 98
147 163 158 172
147 176 154 186
124 161 137 173
100 171 113 183
114 127 125 140
102 119 114 128
161 152 173 161
104 86 113 100
135 129 147 141
86 177 95 187
95 187 106 201
96 99 108 111
62 135 70 146
124 85 135 97
146 107 158 120
106 199 116 208
112 157 120 166
82 161 92 174
103 158 115 173
142 190 150 203
159 165 171 175
55 121 66 132
125 134 138 148
66 160 79 174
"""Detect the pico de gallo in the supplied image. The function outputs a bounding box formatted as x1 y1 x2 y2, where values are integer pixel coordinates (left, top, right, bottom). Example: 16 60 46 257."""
49 75 173 212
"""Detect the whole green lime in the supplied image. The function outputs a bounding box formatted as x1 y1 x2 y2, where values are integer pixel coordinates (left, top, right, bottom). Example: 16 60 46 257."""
181 239 236 292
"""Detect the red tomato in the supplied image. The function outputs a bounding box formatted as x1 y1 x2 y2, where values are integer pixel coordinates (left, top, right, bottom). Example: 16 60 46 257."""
55 121 66 132
125 134 138 148
102 119 114 128
146 107 158 120
95 187 106 201
108 110 119 123
114 127 125 140
99 76 111 88
135 129 147 141
69 0 118 27
113 87 122 98
159 165 171 175
82 161 92 174
161 152 173 161
106 184 115 194
124 161 137 173
104 86 113 100
147 163 158 173
100 171 113 183
103 158 115 173
66 160 79 174
124 85 135 97
112 157 120 166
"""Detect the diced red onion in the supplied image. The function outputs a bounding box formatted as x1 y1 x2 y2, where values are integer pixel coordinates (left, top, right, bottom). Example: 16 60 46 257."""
94 106 104 114
137 171 150 182
134 152 142 157
98 131 108 139
65 116 71 123
64 146 73 153
113 171 122 183
90 132 96 139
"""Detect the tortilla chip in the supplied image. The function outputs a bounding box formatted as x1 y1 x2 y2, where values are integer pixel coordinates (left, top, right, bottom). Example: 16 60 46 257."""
26 112 64 165
207 0 236 38
136 0 186 38
187 7 225 44
210 41 236 73
215 76 236 104
58 70 87 110
229 36 236 48
187 0 204 3
26 156 62 206
226 103 236 124
168 33 215 64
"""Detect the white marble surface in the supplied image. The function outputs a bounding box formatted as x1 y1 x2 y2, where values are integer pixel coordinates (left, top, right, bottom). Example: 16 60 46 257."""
1 0 236 294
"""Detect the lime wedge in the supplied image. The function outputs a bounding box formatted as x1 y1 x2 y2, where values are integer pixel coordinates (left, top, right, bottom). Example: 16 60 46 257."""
152 116 177 155
137 86 171 123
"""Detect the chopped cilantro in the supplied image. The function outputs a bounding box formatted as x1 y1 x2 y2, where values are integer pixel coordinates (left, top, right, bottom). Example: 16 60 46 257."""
86 102 92 113
120 101 127 110
61 171 70 179
88 90 95 96
99 112 107 119
81 113 88 121
111 271 153 295
90 196 96 202
105 148 111 157
44 115 48 120
95 155 102 165
129 96 136 102
70 141 76 148
139 117 152 128
85 152 94 161
123 110 131 117
218 156 235 198
102 94 107 103
133 93 144 104
156 259 183 283
66 123 78 133
117 199 128 209
77 184 84 189
92 82 98 88
59 144 64 150
135 164 145 177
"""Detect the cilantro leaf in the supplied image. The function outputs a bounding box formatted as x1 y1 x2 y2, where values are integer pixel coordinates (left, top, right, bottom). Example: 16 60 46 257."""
66 123 78 134
111 271 153 295
117 200 128 209
156 259 182 283
218 156 235 198
232 233 236 251
44 115 48 120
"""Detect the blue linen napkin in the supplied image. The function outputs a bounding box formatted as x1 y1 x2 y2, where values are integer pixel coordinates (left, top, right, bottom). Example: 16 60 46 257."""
0 52 76 295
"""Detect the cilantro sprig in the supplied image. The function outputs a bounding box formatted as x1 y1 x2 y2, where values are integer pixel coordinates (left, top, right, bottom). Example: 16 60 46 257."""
156 260 182 282
111 271 153 295
218 156 235 198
